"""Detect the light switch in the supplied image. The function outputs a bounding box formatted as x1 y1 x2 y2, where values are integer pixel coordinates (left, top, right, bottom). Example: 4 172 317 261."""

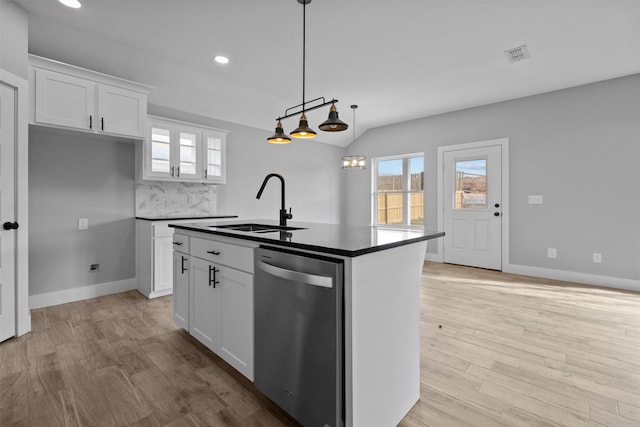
78 218 88 230
528 195 543 204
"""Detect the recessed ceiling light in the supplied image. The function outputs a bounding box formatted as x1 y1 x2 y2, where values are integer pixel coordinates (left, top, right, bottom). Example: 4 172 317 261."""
214 56 229 64
59 0 82 8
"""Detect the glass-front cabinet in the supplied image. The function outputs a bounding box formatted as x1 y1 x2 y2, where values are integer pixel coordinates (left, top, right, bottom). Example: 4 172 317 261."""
144 116 228 183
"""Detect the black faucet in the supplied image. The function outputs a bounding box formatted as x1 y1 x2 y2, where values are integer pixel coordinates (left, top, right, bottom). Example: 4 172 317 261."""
256 173 293 226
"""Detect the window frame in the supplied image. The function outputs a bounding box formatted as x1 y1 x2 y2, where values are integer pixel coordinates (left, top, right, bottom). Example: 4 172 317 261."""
371 152 425 228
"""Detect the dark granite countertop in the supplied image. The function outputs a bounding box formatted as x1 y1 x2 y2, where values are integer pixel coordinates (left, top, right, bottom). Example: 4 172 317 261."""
135 215 238 221
169 219 444 257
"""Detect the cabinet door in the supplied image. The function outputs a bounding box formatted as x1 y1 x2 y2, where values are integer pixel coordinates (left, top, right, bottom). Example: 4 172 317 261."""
97 84 146 138
174 127 201 181
34 68 95 130
146 122 175 179
218 266 253 380
173 252 190 330
189 257 220 351
153 236 174 294
202 130 226 183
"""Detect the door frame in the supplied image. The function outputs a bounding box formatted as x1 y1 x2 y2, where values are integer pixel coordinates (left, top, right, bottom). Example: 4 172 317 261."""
0 68 30 337
436 138 510 269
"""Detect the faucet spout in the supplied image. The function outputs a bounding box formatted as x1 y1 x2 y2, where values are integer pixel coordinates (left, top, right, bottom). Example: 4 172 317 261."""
256 173 293 226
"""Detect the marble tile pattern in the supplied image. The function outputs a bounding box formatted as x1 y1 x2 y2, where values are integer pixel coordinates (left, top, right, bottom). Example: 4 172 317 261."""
136 181 217 217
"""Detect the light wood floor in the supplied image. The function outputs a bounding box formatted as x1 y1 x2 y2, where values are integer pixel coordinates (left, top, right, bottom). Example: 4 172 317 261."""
2 262 640 426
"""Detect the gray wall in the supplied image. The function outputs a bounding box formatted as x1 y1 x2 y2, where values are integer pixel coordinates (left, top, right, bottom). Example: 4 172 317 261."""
0 0 28 79
148 105 345 224
344 75 640 281
29 128 136 295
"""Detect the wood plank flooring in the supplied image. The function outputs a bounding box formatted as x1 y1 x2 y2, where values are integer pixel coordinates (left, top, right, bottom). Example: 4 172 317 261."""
2 262 640 426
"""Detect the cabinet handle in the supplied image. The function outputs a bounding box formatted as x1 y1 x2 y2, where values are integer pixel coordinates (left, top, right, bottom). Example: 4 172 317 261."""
204 168 208 179
181 256 187 274
171 166 175 177
89 115 93 129
206 250 221 255
176 167 180 177
208 265 219 288
173 241 183 246
101 117 104 131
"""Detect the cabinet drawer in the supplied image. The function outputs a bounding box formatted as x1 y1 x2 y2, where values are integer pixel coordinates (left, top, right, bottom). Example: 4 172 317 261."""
191 237 254 273
172 234 190 253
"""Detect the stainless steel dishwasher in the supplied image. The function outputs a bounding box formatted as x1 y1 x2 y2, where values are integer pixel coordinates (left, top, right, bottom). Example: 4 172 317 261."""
255 246 344 427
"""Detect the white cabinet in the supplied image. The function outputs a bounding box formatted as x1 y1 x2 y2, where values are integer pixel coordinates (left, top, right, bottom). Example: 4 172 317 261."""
172 231 255 380
172 251 190 330
136 218 219 299
190 256 220 349
143 116 228 183
29 55 150 139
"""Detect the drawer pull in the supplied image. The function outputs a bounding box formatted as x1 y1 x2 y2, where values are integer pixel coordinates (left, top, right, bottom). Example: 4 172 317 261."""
206 250 221 255
173 241 183 246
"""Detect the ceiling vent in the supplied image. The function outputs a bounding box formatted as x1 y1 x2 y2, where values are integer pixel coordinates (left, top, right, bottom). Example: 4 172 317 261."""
504 44 531 63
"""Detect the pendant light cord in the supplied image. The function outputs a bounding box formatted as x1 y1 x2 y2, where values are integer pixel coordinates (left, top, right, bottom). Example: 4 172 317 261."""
302 1 306 113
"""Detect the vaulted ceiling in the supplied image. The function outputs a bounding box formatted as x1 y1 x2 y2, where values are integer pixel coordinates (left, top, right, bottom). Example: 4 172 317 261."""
16 0 640 147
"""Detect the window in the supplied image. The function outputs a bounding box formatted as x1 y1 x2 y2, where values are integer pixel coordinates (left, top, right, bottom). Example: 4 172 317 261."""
373 154 424 227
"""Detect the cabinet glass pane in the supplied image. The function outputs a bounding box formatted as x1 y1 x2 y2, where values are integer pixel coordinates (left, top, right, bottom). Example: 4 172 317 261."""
207 136 221 151
454 159 487 209
210 165 222 177
208 150 221 166
179 132 197 175
151 127 171 172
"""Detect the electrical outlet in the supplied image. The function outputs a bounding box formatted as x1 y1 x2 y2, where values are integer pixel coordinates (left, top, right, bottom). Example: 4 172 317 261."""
89 263 99 272
547 248 557 258
528 195 544 204
593 253 602 263
78 218 88 230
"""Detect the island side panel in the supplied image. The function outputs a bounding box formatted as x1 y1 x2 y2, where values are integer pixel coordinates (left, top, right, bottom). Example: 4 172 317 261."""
348 241 428 427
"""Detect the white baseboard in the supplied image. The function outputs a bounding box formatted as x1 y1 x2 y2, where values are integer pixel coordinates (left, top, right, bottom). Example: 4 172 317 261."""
425 252 442 262
29 278 138 309
503 264 640 292
149 288 173 299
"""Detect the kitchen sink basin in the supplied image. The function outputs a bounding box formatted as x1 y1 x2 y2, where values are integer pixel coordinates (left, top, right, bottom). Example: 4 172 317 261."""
210 223 306 233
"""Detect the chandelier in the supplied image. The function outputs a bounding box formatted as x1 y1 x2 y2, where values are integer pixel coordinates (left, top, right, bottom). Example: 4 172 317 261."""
268 0 348 144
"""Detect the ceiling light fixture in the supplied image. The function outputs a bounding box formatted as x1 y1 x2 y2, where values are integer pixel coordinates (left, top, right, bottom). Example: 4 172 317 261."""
59 0 81 8
214 55 229 64
342 105 366 170
268 0 348 144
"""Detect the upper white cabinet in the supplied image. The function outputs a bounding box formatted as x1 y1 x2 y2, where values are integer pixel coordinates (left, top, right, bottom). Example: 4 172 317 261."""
29 55 151 139
143 116 228 183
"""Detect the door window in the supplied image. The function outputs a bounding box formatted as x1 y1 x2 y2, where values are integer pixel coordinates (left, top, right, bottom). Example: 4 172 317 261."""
454 158 487 209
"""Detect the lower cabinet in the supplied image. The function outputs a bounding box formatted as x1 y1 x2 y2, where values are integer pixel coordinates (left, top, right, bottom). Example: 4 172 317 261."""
172 251 190 330
172 232 255 381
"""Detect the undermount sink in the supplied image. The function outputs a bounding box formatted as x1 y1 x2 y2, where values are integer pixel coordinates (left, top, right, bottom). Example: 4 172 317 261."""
210 223 306 233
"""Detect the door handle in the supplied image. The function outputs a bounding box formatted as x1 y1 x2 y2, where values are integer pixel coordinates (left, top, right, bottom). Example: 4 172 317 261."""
3 221 19 230
494 203 500 208
181 256 187 274
257 260 333 288
494 212 500 217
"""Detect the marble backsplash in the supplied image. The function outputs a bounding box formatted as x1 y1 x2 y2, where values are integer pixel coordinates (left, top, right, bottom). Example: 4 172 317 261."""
136 181 218 217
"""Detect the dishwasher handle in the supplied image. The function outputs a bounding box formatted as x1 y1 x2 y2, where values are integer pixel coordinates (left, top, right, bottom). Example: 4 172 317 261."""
257 260 333 288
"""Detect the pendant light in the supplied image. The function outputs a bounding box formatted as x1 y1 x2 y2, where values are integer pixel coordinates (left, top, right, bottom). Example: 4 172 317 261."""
342 105 366 170
267 120 292 144
268 0 348 143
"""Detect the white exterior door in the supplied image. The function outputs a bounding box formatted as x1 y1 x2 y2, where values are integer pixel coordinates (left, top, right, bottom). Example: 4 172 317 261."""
443 145 503 270
0 83 17 342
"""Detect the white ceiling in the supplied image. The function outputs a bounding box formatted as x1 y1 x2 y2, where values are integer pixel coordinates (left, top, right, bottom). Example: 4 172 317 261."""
16 0 640 147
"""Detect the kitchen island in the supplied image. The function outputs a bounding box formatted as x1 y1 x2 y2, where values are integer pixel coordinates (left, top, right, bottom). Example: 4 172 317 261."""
170 219 443 427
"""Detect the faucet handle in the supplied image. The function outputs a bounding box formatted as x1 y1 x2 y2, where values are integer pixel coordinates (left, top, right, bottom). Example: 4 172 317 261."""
285 207 293 220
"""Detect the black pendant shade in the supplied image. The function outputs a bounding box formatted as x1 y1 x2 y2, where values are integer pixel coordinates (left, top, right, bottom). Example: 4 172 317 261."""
267 120 292 144
319 102 349 132
290 113 317 139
